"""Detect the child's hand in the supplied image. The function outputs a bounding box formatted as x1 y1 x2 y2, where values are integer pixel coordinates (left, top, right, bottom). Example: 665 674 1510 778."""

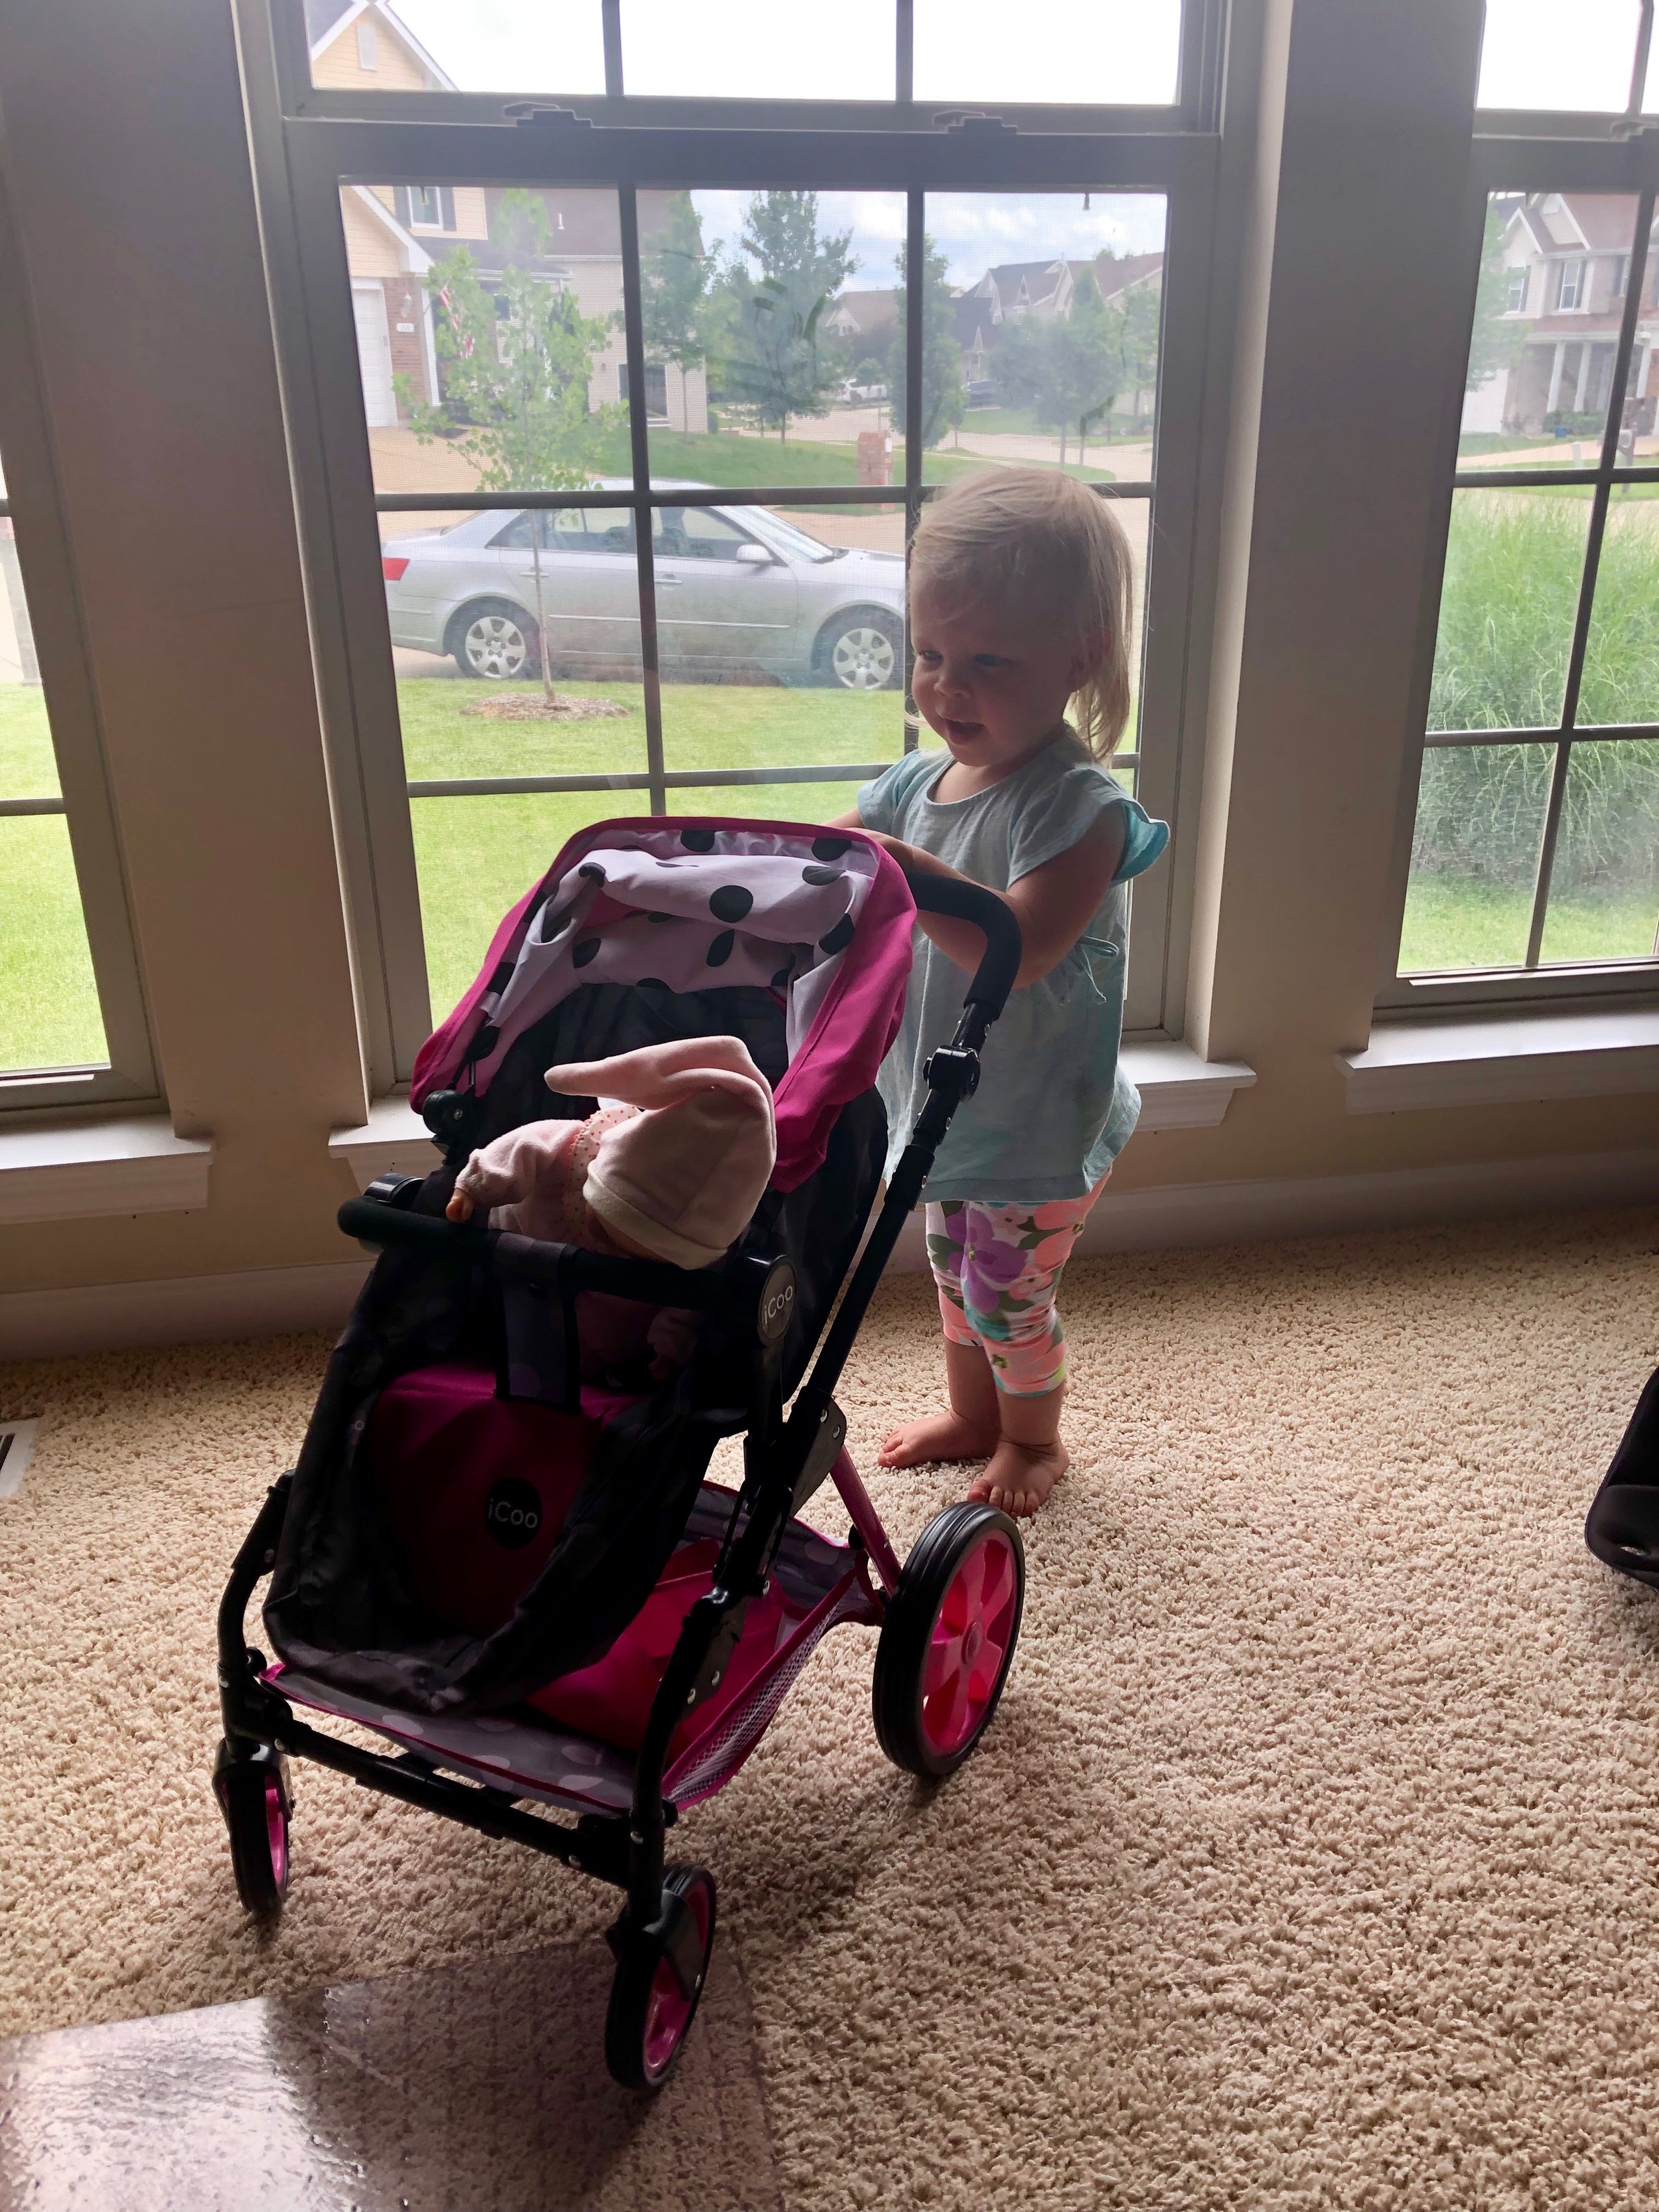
445 1190 474 1223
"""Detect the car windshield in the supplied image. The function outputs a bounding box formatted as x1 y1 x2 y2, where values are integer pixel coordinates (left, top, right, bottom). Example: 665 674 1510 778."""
745 510 841 564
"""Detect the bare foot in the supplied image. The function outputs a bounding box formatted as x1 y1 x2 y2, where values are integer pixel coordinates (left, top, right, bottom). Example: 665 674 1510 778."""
876 1409 999 1469
968 1436 1069 1518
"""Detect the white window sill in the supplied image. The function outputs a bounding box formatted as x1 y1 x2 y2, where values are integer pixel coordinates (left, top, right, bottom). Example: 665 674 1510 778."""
0 1115 212 1226
1340 1007 1659 1114
1121 1040 1257 1130
331 1052 1256 1195
330 1098 442 1191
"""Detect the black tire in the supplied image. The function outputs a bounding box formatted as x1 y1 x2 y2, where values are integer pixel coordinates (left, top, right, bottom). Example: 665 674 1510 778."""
212 1737 291 1914
604 1863 717 2091
816 607 902 691
448 597 540 682
873 1503 1025 1779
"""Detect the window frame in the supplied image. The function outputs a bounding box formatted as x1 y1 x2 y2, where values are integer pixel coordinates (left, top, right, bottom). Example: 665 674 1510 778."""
240 0 1235 1088
1378 120 1659 1017
0 148 156 1114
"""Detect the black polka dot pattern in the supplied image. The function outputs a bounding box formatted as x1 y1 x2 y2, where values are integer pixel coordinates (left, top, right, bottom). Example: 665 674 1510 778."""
706 929 735 968
488 959 514 992
638 976 668 992
680 826 716 852
771 963 794 990
812 836 852 860
648 911 672 923
818 915 855 955
802 863 842 886
472 1021 500 1057
709 884 754 922
572 937 601 968
577 861 607 882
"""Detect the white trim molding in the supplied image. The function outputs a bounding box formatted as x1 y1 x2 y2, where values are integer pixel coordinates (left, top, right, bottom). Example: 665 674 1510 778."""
0 1115 212 1227
330 1097 441 1191
1121 1039 1257 1130
0 1258 370 1363
1340 1009 1659 1115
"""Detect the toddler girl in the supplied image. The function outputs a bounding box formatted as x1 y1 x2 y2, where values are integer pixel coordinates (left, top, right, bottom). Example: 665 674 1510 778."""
831 467 1167 1518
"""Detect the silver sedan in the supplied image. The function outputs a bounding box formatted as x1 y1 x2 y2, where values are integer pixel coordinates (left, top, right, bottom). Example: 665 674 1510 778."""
382 483 906 690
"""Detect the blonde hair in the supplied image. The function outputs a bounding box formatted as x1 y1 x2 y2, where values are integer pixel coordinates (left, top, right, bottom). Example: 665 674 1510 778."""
909 467 1135 759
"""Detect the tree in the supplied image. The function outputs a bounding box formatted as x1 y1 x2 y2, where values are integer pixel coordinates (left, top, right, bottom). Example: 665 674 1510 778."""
1102 261 1161 435
706 191 856 443
639 190 709 374
997 271 1123 466
1466 198 1526 400
397 188 614 702
888 232 966 452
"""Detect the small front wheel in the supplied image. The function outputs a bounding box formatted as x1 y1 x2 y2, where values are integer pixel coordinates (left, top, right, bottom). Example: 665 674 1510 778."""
873 1503 1024 1778
212 1737 291 1914
605 1863 717 2091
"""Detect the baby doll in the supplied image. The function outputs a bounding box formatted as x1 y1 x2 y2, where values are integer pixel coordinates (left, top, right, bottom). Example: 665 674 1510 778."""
445 1036 776 1382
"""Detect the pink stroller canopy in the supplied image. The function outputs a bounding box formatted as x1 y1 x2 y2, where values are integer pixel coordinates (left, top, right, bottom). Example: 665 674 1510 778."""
413 818 916 1192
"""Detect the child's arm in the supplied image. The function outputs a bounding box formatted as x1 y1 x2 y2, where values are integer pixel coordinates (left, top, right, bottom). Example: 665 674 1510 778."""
833 810 1125 990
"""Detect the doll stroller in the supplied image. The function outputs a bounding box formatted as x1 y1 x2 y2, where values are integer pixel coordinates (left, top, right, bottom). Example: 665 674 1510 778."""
214 816 1025 2089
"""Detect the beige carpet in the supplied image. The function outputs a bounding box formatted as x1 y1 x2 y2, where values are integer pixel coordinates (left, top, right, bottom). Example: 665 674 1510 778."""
3 1205 1659 2210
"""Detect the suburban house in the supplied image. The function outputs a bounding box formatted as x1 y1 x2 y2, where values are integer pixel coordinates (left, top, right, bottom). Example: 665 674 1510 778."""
822 288 901 353
1462 190 1659 436
310 1 708 433
953 252 1164 399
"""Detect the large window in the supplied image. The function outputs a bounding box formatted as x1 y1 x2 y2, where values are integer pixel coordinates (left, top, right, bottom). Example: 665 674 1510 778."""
1386 4 1659 1007
0 170 152 1107
250 0 1225 1084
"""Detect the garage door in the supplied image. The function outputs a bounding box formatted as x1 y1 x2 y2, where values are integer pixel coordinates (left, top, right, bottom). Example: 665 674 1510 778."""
352 282 396 429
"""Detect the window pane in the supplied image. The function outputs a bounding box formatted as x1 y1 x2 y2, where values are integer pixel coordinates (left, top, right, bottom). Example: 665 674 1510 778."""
1400 743 1553 972
1428 489 1591 731
1577 484 1659 727
914 0 1181 106
344 184 627 498
0 512 108 1071
1617 225 1659 463
309 3 607 98
0 817 107 1072
412 791 634 1019
1459 194 1640 469
644 190 906 492
920 194 1165 488
622 0 895 99
1540 738 1659 962
669 782 868 830
654 498 904 771
1476 0 1640 112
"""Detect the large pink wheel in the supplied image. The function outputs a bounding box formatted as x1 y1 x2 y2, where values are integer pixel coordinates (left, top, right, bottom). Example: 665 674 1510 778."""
605 1864 717 2091
212 1737 291 1913
873 1504 1025 1777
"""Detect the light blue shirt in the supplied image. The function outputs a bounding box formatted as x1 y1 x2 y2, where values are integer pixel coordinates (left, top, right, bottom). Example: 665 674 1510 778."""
858 733 1169 1203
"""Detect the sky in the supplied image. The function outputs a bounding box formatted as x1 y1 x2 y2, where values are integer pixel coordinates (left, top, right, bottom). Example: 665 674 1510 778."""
391 0 1182 104
391 0 1658 114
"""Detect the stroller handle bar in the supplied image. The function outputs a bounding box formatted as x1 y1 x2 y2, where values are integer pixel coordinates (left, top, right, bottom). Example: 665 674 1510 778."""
901 866 1022 1015
337 1199 747 1315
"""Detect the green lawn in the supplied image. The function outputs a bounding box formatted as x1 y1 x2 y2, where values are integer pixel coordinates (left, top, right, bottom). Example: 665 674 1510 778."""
589 423 1117 490
5 664 1651 1073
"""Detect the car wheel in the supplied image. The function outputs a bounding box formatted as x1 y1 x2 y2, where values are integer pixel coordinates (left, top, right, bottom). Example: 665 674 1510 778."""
450 599 540 682
818 608 902 692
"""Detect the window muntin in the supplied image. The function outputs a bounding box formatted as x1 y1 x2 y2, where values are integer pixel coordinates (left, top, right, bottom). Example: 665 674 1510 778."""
1396 184 1659 987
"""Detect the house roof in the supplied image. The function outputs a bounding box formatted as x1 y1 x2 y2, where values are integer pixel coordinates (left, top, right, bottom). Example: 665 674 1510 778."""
1090 251 1163 301
1510 192 1633 258
828 288 901 337
308 1 456 91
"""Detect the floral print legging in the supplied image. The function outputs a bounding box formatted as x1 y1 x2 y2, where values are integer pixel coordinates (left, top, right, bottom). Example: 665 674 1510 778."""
924 1181 1107 1397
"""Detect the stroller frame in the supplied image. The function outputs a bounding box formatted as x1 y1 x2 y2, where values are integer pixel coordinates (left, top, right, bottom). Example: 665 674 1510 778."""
216 865 1024 2086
